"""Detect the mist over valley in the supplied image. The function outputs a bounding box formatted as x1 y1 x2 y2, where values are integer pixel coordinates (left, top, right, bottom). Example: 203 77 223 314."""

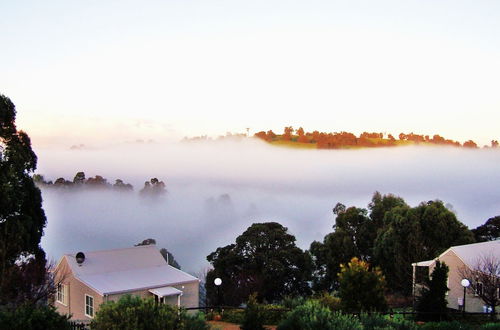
38 139 500 273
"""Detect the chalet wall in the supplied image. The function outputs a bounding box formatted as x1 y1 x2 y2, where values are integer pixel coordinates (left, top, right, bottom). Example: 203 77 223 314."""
106 280 199 309
54 256 103 320
435 250 486 313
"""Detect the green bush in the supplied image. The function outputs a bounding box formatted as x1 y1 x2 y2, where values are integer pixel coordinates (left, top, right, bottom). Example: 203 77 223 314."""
315 292 342 311
277 300 363 330
261 304 288 325
222 309 245 324
91 295 208 330
241 293 265 330
281 295 307 309
221 305 286 325
182 312 209 330
420 320 473 330
481 324 500 330
359 313 416 330
0 304 71 330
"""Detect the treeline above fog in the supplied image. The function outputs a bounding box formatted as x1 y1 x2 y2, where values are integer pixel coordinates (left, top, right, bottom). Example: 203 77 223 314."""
33 172 166 197
254 127 500 149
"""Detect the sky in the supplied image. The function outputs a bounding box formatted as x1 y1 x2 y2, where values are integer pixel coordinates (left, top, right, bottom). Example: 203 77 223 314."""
1 0 500 147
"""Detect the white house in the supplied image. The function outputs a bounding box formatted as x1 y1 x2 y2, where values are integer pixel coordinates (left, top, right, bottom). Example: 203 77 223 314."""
412 240 500 312
53 245 200 320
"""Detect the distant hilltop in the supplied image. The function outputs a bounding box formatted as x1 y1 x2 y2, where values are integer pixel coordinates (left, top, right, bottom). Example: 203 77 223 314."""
183 127 499 150
254 127 499 149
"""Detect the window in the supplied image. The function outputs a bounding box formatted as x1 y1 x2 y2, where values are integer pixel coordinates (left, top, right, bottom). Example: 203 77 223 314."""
85 294 94 318
56 283 67 305
415 266 429 285
475 282 483 296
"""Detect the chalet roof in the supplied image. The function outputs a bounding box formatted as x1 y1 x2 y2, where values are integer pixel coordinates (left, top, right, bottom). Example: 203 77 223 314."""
64 245 198 295
449 240 500 269
412 240 500 269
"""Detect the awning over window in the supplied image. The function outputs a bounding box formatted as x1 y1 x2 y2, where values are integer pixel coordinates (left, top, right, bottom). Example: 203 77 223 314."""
411 260 434 267
149 286 183 297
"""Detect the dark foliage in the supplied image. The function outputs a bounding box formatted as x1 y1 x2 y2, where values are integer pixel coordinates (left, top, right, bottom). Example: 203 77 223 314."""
240 293 266 330
0 94 49 306
91 295 208 330
206 222 312 306
0 304 71 330
416 260 449 321
472 216 500 242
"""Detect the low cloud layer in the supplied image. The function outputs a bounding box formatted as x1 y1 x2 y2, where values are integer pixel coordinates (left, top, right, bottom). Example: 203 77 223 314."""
38 139 500 272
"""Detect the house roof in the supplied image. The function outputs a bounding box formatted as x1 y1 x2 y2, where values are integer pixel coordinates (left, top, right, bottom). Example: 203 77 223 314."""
412 240 500 269
63 245 198 295
449 240 500 269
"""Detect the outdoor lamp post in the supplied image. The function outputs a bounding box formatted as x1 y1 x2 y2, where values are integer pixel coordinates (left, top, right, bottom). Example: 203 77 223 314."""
461 278 470 316
214 277 222 307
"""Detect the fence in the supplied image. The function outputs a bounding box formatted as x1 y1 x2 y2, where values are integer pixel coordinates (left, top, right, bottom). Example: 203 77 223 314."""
69 320 91 330
69 308 498 329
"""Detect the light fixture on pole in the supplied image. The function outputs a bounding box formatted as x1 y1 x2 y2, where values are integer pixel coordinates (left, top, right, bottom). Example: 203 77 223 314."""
214 278 222 308
461 278 470 316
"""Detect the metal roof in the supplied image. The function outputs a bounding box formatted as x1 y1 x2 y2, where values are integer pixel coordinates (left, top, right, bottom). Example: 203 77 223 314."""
412 240 500 270
149 286 183 297
64 245 198 295
449 240 500 269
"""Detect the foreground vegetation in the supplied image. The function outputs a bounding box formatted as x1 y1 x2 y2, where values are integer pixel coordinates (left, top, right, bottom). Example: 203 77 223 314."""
212 297 500 330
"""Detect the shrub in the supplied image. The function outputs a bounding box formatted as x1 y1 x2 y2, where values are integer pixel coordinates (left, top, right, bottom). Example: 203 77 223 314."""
222 309 244 324
0 304 71 330
420 321 473 330
182 312 209 330
91 295 208 330
338 257 388 312
261 304 287 325
315 292 342 311
359 313 416 330
481 324 500 330
281 295 306 309
277 300 362 330
416 261 449 321
241 293 265 330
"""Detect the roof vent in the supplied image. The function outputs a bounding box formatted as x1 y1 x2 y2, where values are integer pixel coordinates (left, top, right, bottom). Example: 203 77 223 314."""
76 252 85 266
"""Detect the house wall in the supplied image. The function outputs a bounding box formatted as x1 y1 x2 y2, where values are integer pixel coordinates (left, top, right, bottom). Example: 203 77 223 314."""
107 280 200 309
55 256 200 319
434 250 486 313
54 257 104 320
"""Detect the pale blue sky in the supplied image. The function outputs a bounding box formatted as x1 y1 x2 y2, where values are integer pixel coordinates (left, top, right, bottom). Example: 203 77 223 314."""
1 0 499 146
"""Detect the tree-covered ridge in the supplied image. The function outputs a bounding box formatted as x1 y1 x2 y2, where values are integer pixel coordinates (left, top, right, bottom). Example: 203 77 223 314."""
254 127 499 149
33 172 166 196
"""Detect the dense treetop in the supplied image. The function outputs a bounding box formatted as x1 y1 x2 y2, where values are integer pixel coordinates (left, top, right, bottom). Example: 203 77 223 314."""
0 94 49 306
254 127 498 149
310 192 475 295
206 222 312 306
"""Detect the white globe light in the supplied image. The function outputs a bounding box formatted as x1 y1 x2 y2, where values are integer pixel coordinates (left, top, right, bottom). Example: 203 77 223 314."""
214 278 222 286
461 279 470 287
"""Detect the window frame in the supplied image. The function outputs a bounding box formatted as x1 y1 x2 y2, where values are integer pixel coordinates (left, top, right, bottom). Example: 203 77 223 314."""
85 294 94 318
56 283 67 306
475 282 483 296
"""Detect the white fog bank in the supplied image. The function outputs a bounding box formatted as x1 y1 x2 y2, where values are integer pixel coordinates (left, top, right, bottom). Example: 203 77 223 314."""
38 139 500 272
